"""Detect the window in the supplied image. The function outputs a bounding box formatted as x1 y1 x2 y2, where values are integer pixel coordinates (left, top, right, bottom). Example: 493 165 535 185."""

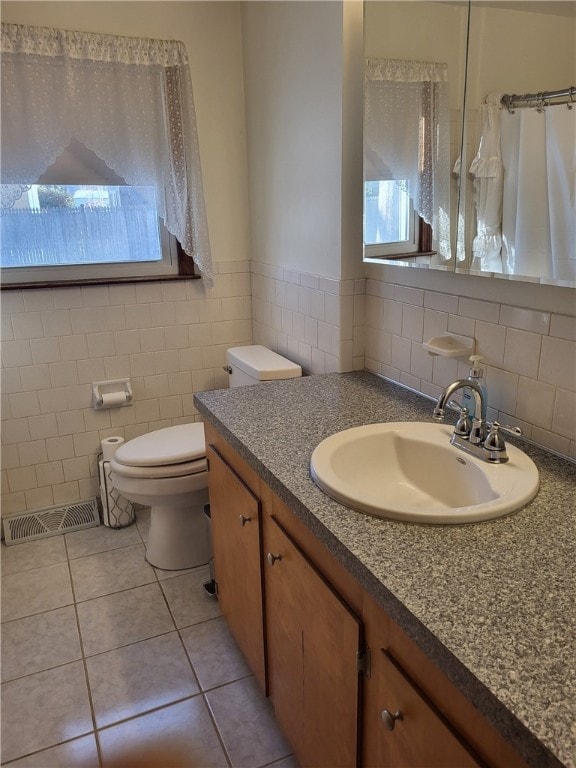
0 23 212 288
1 141 179 285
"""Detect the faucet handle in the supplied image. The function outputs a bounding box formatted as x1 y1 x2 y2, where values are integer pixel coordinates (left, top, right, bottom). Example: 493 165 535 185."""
454 406 472 437
498 423 523 437
484 422 507 452
483 421 520 463
483 422 521 450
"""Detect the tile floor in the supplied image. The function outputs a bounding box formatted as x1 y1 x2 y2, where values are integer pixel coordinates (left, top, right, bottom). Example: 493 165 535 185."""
0 511 298 768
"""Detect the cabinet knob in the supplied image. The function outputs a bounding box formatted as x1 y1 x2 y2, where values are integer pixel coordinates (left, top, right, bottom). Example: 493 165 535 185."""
239 515 252 527
267 552 282 566
381 709 403 731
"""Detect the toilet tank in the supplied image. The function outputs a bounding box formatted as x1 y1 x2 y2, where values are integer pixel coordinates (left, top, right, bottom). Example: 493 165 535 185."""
227 345 302 387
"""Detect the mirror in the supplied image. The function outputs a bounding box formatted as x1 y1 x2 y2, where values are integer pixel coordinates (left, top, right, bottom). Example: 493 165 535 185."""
363 1 576 287
458 1 576 286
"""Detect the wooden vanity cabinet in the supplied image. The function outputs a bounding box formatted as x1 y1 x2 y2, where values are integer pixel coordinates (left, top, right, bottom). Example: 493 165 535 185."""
206 423 363 766
205 423 529 768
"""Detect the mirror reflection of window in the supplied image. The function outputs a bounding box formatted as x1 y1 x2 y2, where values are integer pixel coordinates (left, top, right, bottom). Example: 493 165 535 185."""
363 57 451 263
364 180 413 249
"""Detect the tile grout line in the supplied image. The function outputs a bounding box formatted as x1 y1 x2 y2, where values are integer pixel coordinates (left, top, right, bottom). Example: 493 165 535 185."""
148 528 236 768
63 531 105 768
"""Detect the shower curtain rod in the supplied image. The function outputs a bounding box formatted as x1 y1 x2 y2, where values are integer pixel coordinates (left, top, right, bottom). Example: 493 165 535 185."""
501 86 576 112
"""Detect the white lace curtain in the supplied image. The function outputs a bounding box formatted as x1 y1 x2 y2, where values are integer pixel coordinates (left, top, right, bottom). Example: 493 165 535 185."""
364 58 451 260
0 22 212 280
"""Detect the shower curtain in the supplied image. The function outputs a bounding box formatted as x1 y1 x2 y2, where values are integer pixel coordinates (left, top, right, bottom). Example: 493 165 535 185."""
471 97 575 282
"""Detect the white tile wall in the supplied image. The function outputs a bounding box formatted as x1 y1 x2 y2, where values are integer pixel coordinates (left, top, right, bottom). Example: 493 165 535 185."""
0 262 252 516
363 278 576 460
250 261 365 375
235 263 575 461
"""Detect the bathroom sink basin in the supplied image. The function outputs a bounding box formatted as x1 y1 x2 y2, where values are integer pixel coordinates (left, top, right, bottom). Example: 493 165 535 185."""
310 422 539 524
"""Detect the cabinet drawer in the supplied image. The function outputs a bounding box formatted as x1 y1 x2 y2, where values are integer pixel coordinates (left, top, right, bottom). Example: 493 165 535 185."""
376 650 481 768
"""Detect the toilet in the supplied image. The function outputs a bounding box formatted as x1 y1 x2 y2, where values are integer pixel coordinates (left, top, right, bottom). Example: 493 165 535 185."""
109 346 302 570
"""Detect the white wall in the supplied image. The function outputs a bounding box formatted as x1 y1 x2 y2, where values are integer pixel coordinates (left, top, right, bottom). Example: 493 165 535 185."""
241 0 351 279
467 4 575 101
364 1 468 111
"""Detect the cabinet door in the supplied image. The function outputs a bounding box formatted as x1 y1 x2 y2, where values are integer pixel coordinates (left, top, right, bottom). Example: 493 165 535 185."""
207 444 266 692
376 650 481 768
265 515 362 768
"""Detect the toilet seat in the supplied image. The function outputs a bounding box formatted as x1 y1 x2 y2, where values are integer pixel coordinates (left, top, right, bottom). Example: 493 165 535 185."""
110 456 208 480
110 423 207 479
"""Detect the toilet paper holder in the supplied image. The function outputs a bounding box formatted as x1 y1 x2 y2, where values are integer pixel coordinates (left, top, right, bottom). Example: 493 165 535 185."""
92 379 133 410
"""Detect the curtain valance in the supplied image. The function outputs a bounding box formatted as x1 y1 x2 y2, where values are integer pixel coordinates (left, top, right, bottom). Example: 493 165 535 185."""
0 22 213 280
366 57 448 84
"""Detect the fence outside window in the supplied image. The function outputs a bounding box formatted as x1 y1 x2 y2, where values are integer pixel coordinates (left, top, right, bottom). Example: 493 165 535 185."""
1 204 162 268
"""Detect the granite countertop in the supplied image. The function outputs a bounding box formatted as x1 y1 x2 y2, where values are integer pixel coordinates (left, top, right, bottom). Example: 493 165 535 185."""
194 371 576 768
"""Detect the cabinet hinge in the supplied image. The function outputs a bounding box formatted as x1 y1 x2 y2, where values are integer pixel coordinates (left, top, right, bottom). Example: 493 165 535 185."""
357 647 371 677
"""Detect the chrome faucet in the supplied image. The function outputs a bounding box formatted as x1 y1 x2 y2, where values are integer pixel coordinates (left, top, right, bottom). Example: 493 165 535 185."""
433 379 520 463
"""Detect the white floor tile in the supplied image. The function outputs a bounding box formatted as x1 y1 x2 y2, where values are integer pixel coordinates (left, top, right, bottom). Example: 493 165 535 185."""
1 562 73 623
70 543 155 601
1 605 81 682
206 676 292 768
0 661 93 764
160 567 220 629
181 616 250 691
65 522 142 559
87 632 200 728
1 537 67 576
98 697 228 768
77 582 175 656
5 735 99 767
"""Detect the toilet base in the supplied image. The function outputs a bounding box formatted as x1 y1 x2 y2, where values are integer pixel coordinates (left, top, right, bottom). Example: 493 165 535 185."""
146 494 210 571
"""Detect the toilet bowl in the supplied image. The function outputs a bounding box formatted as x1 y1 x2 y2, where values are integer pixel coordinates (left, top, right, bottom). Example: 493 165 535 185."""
109 345 302 571
110 423 209 570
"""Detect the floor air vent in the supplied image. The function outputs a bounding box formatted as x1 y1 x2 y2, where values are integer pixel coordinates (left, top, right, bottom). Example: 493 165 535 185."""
3 498 100 545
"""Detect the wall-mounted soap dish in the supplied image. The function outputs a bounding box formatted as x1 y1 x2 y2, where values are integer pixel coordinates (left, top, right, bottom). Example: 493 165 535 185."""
423 333 475 358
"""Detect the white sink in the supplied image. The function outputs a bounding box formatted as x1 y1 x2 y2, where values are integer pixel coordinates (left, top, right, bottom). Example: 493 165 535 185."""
310 422 539 524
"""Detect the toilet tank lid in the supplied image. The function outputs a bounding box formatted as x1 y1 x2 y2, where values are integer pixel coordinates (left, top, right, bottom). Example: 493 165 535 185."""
113 423 206 467
227 345 302 380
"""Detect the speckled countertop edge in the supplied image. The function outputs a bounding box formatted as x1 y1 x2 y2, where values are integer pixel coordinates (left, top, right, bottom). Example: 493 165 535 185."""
194 371 576 768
